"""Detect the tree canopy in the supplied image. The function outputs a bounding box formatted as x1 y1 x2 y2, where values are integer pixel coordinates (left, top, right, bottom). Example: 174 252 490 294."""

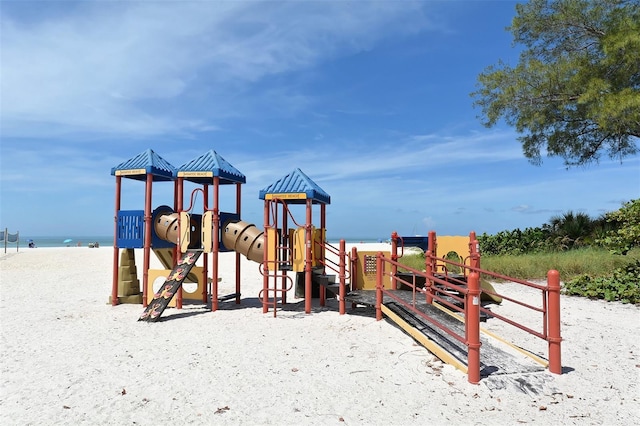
472 0 640 166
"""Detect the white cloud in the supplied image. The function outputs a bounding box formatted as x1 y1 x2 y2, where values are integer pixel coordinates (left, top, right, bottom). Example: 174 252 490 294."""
0 1 429 139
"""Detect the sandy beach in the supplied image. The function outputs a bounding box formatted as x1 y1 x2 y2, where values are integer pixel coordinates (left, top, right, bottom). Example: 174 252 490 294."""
1 245 638 425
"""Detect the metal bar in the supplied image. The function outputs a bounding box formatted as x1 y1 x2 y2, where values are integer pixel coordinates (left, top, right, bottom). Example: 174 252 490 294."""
547 270 562 374
111 176 121 306
339 239 346 315
142 173 153 308
466 272 481 384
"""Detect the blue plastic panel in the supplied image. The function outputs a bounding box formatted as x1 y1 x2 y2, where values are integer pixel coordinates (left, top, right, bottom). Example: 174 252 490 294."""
117 210 144 248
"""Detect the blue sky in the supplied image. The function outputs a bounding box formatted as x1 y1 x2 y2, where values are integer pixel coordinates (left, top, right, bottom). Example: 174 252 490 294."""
1 0 638 241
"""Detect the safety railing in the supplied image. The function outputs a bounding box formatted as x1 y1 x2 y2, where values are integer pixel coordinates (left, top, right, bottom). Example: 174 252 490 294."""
372 230 562 384
313 239 350 314
374 253 482 382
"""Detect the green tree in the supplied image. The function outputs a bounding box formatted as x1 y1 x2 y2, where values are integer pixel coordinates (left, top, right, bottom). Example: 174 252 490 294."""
471 0 640 166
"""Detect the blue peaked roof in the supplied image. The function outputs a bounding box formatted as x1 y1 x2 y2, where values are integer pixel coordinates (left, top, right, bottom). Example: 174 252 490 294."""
110 149 176 182
177 149 246 185
259 168 330 204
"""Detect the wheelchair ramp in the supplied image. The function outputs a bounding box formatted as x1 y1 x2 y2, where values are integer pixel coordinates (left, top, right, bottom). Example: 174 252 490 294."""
346 289 547 377
383 299 546 377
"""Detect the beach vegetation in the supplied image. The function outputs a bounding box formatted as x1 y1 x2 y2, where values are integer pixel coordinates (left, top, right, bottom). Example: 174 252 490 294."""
397 199 640 303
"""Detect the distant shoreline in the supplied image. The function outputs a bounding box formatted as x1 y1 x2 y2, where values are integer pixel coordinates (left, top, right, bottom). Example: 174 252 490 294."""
15 236 388 249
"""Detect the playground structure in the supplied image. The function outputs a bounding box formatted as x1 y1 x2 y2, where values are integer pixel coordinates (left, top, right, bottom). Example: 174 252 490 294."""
110 148 562 383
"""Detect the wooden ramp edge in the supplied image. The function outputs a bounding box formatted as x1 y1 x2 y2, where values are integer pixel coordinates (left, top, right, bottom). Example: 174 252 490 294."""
381 304 468 373
431 302 549 368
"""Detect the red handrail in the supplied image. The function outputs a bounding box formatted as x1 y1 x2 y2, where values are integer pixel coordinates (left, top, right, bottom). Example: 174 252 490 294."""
374 231 562 383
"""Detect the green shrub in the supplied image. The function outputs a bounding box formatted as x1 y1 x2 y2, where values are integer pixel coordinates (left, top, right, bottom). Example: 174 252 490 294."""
562 260 640 304
597 199 640 255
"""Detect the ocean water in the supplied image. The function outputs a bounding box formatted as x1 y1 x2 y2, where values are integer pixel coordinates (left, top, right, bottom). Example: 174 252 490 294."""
14 236 113 248
10 235 386 249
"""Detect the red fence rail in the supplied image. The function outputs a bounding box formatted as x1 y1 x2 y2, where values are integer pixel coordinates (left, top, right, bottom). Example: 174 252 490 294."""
371 231 562 384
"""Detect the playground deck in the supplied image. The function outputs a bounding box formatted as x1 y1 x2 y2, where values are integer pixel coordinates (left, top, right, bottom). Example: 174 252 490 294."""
342 289 546 378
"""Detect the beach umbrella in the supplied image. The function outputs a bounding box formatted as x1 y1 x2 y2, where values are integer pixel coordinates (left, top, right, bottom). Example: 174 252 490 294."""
63 238 72 244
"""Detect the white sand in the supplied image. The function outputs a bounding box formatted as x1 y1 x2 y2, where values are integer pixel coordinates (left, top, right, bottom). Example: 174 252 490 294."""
1 246 638 425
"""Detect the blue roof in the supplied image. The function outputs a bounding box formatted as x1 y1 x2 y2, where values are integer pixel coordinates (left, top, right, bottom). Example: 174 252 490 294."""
259 168 330 204
177 150 246 185
110 149 176 182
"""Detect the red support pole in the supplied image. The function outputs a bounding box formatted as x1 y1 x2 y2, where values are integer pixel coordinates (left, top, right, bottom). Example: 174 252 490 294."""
202 183 209 303
547 269 562 374
466 271 481 384
425 249 433 305
262 200 270 314
390 231 398 290
425 230 436 304
212 177 220 312
375 252 383 321
469 231 480 270
351 246 358 310
111 176 122 306
428 230 437 267
281 206 288 305
142 174 153 308
235 182 242 305
339 239 346 315
304 199 312 314
318 204 326 307
176 179 183 310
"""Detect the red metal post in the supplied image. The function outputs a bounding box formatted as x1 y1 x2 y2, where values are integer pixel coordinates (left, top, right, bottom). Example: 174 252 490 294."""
425 249 433 305
390 231 398 290
469 231 480 270
305 199 313 314
351 246 358 310
425 230 437 304
466 271 481 384
142 173 153 307
319 203 327 305
262 200 270 314
235 182 242 304
281 205 288 305
339 239 346 315
111 176 122 306
375 252 383 321
176 178 183 310
547 269 562 374
212 177 220 312
202 183 209 303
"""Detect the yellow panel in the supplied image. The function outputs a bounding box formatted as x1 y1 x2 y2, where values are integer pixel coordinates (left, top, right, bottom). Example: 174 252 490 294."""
264 193 307 200
292 227 306 272
178 171 213 178
355 251 392 290
201 211 213 253
115 169 146 176
147 267 205 306
179 212 190 253
266 228 278 270
147 269 176 307
435 236 469 265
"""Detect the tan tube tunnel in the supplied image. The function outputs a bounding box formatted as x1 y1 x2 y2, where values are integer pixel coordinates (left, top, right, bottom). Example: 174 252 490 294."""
154 212 264 263
221 220 264 263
